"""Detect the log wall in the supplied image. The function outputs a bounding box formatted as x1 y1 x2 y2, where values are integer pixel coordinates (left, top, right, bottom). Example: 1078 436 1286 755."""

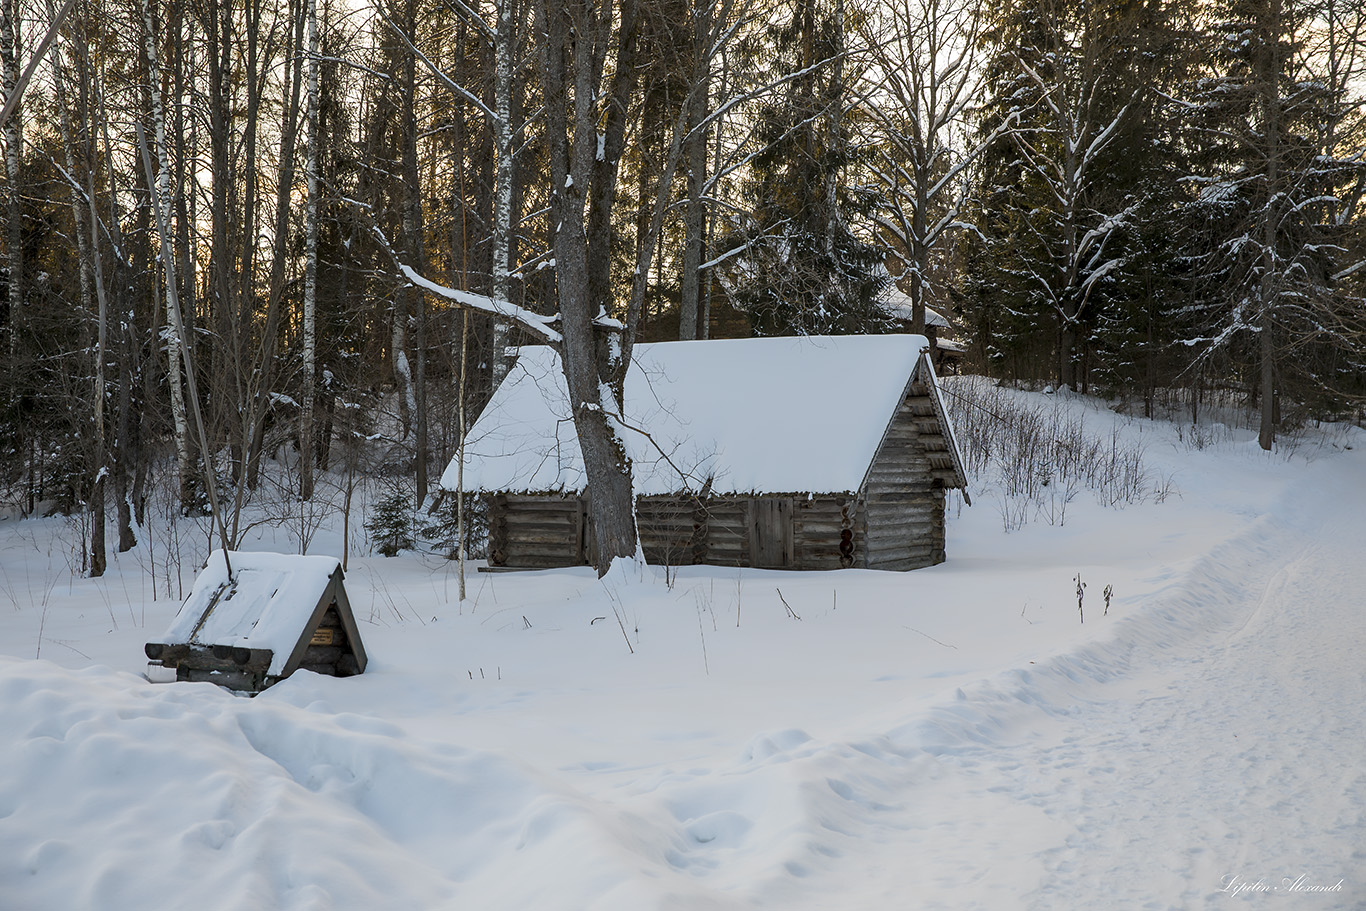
861 380 950 570
486 493 586 568
636 494 866 571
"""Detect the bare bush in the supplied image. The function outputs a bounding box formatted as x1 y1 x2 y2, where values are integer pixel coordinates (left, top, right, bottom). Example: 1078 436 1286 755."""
942 377 1169 530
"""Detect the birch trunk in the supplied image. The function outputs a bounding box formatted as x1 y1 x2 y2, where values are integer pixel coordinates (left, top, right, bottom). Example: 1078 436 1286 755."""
139 0 193 507
1 0 20 363
489 0 514 386
401 0 427 502
300 0 319 500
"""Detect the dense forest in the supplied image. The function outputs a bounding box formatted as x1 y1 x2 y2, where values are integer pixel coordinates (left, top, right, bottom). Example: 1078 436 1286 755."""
1 0 1363 574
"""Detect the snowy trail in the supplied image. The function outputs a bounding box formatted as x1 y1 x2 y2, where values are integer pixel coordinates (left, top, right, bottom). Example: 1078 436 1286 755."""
1010 454 1366 909
831 451 1366 910
554 451 1366 911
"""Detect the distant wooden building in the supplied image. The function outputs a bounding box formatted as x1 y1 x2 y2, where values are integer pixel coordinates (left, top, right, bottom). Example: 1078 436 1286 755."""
145 551 368 693
882 289 966 374
444 335 969 572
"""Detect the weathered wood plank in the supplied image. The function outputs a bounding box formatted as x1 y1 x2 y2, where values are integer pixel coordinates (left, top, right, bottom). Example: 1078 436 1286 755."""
502 508 577 522
793 522 851 536
178 666 268 691
865 544 940 561
500 553 584 568
504 541 583 557
865 525 939 539
864 492 941 506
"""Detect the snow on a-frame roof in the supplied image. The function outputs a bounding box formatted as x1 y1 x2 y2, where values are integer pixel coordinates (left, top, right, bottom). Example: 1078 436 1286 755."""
443 334 933 497
159 551 340 677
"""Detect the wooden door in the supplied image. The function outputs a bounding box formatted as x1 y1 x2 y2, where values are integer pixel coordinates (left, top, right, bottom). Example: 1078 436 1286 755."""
749 497 793 567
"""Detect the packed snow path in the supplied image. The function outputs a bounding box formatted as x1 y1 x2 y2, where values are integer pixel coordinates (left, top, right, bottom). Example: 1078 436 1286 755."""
1009 457 1366 908
795 450 1366 910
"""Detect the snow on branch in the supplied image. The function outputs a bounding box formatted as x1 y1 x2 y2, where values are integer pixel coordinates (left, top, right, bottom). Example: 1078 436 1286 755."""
376 4 498 125
399 265 563 345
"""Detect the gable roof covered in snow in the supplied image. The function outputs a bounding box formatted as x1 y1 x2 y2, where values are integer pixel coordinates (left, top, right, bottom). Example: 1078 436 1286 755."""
147 551 367 692
443 334 966 498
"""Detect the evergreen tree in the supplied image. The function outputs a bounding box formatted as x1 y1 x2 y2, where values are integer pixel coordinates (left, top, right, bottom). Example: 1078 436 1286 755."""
720 0 888 336
1182 0 1366 447
967 0 1179 390
366 488 415 556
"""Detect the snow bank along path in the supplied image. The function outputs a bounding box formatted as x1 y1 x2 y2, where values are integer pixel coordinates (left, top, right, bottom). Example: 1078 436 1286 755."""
0 433 1362 909
827 447 1366 910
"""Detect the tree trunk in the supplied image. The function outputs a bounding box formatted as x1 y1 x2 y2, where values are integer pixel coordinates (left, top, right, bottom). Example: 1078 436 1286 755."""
678 5 712 341
88 179 108 577
140 0 194 508
1255 0 1284 452
49 25 106 575
88 42 139 553
300 0 319 500
241 0 304 498
1 0 20 363
1258 318 1276 450
490 0 515 385
1059 313 1079 391
536 0 642 573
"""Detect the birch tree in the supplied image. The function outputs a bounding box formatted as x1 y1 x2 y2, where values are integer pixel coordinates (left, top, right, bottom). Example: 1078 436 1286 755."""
301 0 319 500
1 0 21 363
384 0 527 391
238 0 305 500
138 0 194 507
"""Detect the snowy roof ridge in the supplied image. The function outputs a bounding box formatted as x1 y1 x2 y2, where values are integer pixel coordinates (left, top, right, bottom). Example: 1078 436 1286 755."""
442 334 945 497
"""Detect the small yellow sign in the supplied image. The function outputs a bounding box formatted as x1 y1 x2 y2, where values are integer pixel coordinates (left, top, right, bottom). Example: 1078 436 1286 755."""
309 628 335 646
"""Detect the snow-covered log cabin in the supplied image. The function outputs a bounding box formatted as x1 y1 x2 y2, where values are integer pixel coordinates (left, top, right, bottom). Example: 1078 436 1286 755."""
444 334 969 571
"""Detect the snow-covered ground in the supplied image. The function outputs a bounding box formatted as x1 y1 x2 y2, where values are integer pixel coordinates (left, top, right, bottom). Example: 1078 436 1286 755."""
1 384 1362 910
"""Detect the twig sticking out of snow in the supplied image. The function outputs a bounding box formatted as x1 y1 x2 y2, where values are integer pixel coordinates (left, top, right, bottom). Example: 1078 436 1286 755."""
604 587 634 654
901 626 957 649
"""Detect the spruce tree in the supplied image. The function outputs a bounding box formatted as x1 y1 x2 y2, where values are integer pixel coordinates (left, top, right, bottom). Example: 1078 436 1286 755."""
1182 0 1366 447
966 0 1180 390
720 0 888 336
